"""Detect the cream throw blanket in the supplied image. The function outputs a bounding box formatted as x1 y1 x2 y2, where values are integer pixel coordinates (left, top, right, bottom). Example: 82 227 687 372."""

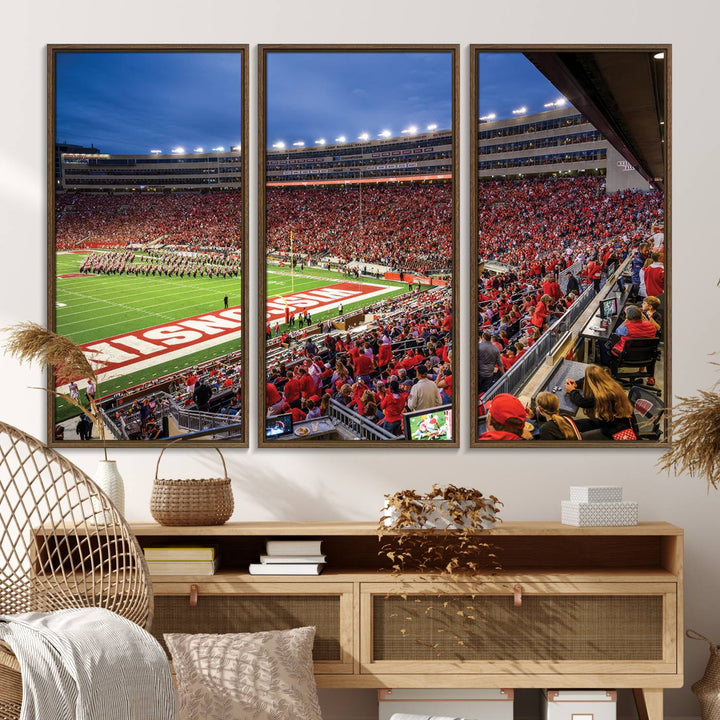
0 608 176 720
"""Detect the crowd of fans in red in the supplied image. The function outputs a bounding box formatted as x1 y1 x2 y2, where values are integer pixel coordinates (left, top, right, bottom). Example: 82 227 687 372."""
55 191 243 250
266 183 452 273
265 287 453 437
475 176 663 350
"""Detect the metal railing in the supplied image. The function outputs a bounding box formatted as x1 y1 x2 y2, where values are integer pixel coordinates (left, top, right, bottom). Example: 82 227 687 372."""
100 392 241 440
482 284 597 401
327 398 397 440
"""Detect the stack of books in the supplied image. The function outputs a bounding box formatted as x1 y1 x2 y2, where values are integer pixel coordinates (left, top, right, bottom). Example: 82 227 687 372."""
248 539 325 575
144 545 220 575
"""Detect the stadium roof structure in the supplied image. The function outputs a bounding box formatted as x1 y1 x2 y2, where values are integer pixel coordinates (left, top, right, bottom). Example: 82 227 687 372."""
525 49 667 192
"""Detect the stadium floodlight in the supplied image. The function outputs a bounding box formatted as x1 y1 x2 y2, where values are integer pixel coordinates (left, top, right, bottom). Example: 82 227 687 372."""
292 141 305 147
212 146 225 152
401 125 418 135
272 141 286 149
315 138 326 145
335 135 346 143
193 147 204 153
378 129 391 138
479 113 496 121
426 123 437 131
150 149 162 155
358 132 370 141
512 107 527 115
545 98 567 109
654 52 665 60
171 147 186 154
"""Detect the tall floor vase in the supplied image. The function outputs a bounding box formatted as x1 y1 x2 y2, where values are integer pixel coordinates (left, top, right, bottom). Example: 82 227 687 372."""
93 460 125 516
688 629 720 720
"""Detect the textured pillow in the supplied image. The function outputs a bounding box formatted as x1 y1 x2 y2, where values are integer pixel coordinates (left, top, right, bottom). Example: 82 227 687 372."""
165 626 322 720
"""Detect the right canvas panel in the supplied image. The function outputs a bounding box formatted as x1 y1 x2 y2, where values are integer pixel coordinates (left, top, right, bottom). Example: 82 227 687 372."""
470 47 670 446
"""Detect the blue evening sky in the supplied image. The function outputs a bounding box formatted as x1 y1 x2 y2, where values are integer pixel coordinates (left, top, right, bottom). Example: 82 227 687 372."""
55 52 243 154
54 51 562 155
478 52 564 120
266 51 452 148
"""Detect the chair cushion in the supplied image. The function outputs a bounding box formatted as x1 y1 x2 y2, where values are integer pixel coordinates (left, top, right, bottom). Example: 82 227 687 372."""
165 626 322 720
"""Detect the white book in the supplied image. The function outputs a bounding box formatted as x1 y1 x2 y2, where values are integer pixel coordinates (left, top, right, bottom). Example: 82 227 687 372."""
147 557 221 575
248 563 324 575
265 539 322 556
259 554 326 564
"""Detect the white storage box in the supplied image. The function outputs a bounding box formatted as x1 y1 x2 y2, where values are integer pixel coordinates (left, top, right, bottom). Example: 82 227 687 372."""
378 688 513 720
569 486 623 503
561 500 638 527
543 689 616 720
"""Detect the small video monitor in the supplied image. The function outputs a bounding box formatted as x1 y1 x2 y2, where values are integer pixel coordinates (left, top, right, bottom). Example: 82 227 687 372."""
403 406 452 441
600 297 617 319
265 413 293 438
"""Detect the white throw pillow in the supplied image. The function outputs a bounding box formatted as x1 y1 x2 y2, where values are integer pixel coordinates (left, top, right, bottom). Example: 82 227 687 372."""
165 626 322 720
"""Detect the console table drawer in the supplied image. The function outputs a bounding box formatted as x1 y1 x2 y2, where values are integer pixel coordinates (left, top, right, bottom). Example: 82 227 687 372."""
150 581 354 674
360 582 677 675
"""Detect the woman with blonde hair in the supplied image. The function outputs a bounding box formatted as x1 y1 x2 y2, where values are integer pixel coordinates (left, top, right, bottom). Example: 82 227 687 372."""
533 391 582 440
564 364 638 440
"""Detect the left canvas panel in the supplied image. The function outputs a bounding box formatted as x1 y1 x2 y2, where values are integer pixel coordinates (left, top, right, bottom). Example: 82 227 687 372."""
48 46 249 446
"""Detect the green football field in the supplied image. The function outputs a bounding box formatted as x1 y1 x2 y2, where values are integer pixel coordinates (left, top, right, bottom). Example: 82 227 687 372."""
54 252 410 420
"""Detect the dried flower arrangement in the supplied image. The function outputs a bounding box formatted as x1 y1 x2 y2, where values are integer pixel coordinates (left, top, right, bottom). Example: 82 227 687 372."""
659 385 720 490
2 321 107 458
378 484 503 575
377 485 503 656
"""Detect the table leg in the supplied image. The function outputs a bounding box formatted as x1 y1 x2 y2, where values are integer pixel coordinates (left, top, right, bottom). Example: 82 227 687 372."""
633 688 663 720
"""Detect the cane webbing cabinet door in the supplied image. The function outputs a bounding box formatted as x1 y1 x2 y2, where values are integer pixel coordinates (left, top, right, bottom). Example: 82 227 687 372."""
129 521 682 720
361 581 676 675
148 581 353 675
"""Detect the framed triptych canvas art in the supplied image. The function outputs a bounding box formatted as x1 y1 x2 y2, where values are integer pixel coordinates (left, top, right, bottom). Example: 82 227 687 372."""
45 44 668 449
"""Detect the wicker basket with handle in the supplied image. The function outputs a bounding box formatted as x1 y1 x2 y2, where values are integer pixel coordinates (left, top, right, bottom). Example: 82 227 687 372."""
150 441 233 526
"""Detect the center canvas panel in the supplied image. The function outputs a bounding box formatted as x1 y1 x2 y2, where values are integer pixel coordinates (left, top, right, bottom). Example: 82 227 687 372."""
259 46 458 447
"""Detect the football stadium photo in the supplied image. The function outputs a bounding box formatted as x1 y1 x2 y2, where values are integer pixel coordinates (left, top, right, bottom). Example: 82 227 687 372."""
51 48 247 444
260 48 457 445
472 49 668 444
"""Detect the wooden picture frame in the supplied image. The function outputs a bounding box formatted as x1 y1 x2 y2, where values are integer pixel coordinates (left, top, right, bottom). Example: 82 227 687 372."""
258 45 459 447
48 44 249 446
469 45 671 447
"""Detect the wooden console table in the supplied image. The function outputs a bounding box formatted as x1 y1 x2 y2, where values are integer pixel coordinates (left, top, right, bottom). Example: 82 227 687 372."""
131 521 683 720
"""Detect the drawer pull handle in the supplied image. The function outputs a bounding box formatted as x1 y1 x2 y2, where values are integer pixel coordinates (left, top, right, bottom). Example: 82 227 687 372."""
190 584 198 607
513 584 522 607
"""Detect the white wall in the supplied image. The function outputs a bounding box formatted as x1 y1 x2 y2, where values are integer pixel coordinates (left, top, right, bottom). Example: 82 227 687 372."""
1 2 719 718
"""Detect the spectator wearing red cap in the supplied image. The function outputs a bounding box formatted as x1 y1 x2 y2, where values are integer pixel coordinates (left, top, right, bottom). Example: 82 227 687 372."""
478 393 528 441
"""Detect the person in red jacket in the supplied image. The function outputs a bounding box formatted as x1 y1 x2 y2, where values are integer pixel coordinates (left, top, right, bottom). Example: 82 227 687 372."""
643 252 665 299
282 371 302 409
531 294 552 330
377 338 393 369
380 380 407 436
266 382 284 415
297 368 316 400
478 393 528 441
605 305 658 383
585 258 603 292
